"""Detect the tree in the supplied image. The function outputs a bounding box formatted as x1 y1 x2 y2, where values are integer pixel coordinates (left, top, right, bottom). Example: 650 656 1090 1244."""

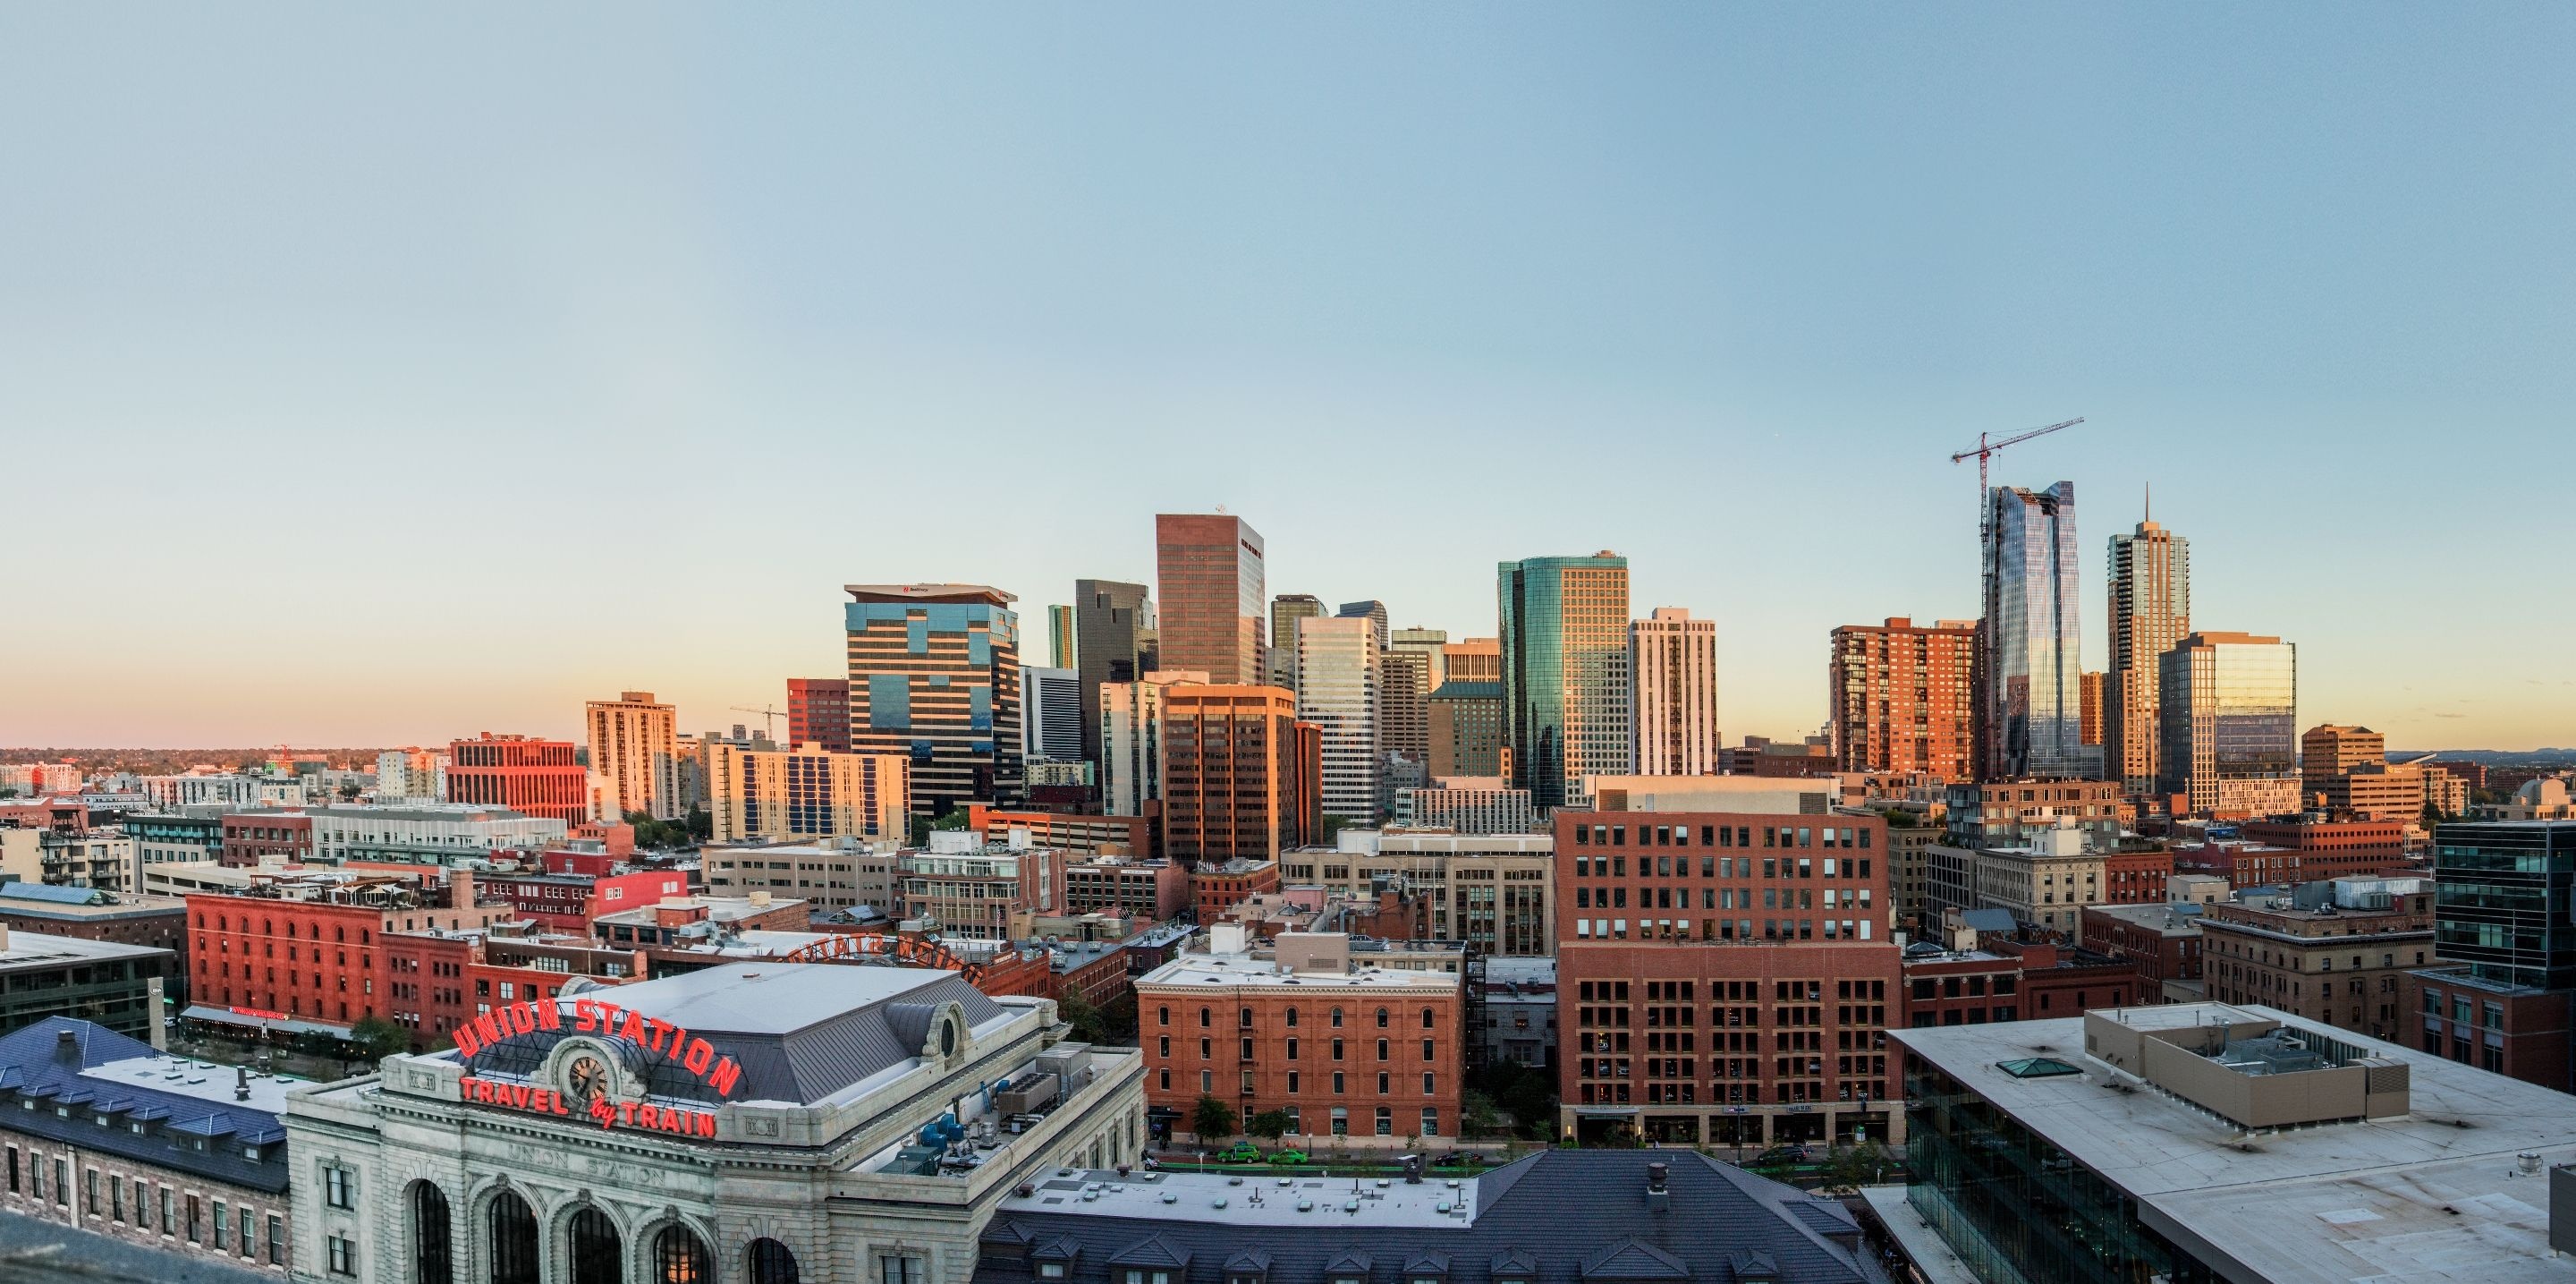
1057 992 1113 1045
1822 1141 1887 1193
1191 1094 1238 1142
686 808 712 841
337 784 361 801
2421 800 2450 830
348 1016 411 1061
1246 1110 1294 1142
1461 1091 1504 1138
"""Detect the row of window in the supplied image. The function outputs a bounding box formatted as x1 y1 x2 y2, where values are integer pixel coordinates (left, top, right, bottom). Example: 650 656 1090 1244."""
1572 823 1873 851
4 1144 282 1267
1157 1005 1438 1029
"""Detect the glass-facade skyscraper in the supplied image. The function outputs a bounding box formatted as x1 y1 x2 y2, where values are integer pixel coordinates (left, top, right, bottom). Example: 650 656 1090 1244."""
1155 514 1267 685
2156 631 2297 815
844 582 1022 817
1979 482 2085 779
1498 552 1631 811
1072 578 1155 769
2429 821 2576 992
2106 510 2190 792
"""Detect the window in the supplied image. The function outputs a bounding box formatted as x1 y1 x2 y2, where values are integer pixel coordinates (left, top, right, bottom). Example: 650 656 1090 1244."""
268 1215 285 1264
1377 1008 1389 1027
571 1207 623 1284
878 1255 925 1284
656 1225 711 1284
747 1239 801 1284
325 1163 355 1209
328 1235 356 1277
489 1192 539 1284
1331 1008 1344 1027
1374 1107 1392 1135
1422 1108 1439 1136
1420 1008 1435 1028
215 1199 229 1250
413 1182 453 1284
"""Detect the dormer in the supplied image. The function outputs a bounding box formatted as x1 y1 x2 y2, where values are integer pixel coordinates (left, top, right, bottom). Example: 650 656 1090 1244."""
1401 1250 1448 1284
1106 1234 1190 1284
977 1220 1036 1271
1323 1249 1373 1284
1030 1237 1081 1283
1487 1250 1538 1284
1223 1248 1272 1284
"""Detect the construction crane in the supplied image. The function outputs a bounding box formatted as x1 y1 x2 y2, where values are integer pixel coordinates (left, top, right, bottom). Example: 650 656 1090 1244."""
731 705 787 738
1950 417 2084 497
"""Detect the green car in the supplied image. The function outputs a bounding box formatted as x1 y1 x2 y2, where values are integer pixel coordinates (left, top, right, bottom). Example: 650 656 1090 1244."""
1265 1149 1309 1166
1213 1143 1263 1163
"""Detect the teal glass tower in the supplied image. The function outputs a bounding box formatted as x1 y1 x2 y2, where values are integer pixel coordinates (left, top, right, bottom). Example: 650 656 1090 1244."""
1498 553 1631 811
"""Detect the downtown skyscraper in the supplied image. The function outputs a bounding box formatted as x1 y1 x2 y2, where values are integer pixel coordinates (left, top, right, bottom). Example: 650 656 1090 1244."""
1295 614 1381 821
1154 513 1266 685
1979 482 2088 779
1499 552 1631 810
1072 578 1155 769
1629 607 1720 776
2105 506 2191 792
843 582 1023 816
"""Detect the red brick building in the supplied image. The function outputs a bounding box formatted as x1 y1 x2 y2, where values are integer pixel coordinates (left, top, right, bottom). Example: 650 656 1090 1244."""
444 734 589 824
1188 858 1281 919
1990 940 2149 1019
382 930 644 1050
2411 969 2571 1090
1828 617 1978 782
1053 854 1187 922
184 868 508 1036
2173 838 2402 889
785 678 853 754
219 812 312 867
1552 809 1898 1149
1047 939 1133 1010
1137 933 1464 1144
2238 819 2408 864
2100 846 2174 905
2080 902 2204 988
474 868 691 932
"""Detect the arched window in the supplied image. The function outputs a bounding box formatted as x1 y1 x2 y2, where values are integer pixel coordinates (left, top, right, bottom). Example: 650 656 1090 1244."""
488 1192 538 1284
1420 1008 1435 1029
413 1183 453 1284
1376 1008 1389 1028
1284 1008 1298 1028
570 1207 623 1284
746 1239 800 1284
653 1226 709 1284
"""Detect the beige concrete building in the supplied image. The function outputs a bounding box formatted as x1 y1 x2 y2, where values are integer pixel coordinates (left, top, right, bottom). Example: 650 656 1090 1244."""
2301 724 2386 791
1279 829 1556 957
701 739 908 843
1628 607 1720 777
2199 883 2433 1042
700 838 901 912
2318 763 2426 822
585 690 681 821
1927 827 2106 937
1097 668 1209 817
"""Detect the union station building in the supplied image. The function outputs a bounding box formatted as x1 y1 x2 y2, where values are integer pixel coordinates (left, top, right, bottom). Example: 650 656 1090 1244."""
284 963 1144 1284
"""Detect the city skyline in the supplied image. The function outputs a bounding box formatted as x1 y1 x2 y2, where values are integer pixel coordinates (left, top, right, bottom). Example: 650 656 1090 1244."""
6 8 2574 750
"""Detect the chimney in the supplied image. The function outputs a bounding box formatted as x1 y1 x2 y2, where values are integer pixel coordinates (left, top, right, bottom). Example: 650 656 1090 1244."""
1646 1161 1670 1213
235 1066 251 1101
53 1027 80 1067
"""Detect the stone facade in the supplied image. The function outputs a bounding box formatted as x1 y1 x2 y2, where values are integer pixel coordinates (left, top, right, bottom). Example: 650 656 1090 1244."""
284 965 1145 1284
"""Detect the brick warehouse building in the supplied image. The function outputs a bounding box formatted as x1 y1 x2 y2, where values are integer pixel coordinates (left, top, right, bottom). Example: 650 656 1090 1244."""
1551 809 1900 1151
443 734 589 825
182 868 510 1041
1135 929 1462 1145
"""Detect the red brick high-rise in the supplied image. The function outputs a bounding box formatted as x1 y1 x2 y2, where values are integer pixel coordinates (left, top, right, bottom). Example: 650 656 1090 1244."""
786 678 853 754
1554 810 1900 1151
1828 618 1977 782
445 733 588 824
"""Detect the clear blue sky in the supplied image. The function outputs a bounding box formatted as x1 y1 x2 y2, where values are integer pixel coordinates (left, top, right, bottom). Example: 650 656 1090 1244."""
4 5 2571 751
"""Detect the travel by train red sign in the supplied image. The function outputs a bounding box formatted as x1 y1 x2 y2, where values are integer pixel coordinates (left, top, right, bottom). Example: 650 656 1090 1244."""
452 995 742 1136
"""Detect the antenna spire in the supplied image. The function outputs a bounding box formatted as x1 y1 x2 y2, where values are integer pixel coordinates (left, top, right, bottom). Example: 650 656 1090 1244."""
2144 480 2151 523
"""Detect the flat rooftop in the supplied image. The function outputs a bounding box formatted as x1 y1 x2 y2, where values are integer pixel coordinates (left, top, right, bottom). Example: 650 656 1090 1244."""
82 1053 299 1113
1893 1003 2576 1283
996 1167 1481 1229
0 933 170 969
536 962 958 1036
1141 954 1462 990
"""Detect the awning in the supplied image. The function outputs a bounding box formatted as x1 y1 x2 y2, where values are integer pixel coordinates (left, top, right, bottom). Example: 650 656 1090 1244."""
1572 1106 1640 1117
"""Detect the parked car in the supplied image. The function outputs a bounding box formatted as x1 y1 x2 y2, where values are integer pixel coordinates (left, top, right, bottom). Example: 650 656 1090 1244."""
1213 1143 1264 1163
1265 1149 1309 1165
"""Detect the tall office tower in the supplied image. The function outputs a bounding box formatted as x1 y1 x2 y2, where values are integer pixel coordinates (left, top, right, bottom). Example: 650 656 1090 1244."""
2158 632 2298 816
2079 671 2104 747
2302 724 2387 792
1072 578 1156 770
1629 607 1721 777
1428 680 1506 778
1155 513 1266 684
1499 553 1631 810
1828 618 1979 780
843 583 1023 818
1267 594 1325 692
1161 684 1310 865
784 678 853 754
1100 669 1209 815
1390 627 1450 693
1335 599 1390 649
1979 482 2084 780
1021 667 1083 765
1444 637 1503 683
445 735 586 823
1296 615 1382 821
702 739 908 843
1046 604 1077 670
2105 509 2190 791
585 691 681 821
